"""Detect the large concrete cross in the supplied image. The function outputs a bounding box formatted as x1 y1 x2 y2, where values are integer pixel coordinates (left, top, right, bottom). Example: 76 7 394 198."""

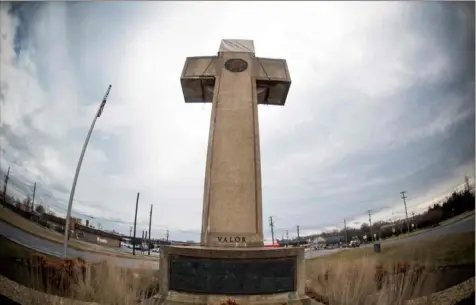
180 39 291 248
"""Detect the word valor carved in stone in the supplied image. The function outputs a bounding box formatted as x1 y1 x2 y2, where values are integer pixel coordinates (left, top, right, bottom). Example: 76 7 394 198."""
217 236 246 243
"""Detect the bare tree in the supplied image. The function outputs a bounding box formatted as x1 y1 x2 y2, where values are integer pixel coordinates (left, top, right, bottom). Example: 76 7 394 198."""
35 204 45 214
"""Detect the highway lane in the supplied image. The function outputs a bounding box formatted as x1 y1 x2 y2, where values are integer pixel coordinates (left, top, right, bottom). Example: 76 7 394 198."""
379 214 474 246
0 221 158 269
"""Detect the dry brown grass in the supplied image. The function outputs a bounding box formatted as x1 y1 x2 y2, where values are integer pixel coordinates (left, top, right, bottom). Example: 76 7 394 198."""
0 236 158 305
68 260 158 305
0 262 157 305
1 232 474 305
305 232 475 305
306 257 437 305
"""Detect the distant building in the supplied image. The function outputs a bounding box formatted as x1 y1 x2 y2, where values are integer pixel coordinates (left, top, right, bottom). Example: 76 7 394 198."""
43 213 122 247
75 224 122 247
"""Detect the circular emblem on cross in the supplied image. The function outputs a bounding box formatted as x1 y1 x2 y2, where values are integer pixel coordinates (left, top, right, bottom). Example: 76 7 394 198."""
224 58 248 73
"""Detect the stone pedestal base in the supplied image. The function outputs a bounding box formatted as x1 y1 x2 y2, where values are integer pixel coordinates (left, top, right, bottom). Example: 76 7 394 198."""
145 292 310 305
149 246 310 305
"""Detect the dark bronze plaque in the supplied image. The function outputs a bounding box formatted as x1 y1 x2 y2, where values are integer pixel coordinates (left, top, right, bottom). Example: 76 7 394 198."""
169 255 296 295
224 59 248 73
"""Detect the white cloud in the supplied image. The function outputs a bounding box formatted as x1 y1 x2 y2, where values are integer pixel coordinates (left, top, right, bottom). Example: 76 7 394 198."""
1 2 474 241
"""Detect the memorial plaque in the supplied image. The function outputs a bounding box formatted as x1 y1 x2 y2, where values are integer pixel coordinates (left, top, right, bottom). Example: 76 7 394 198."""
169 255 296 295
224 58 248 73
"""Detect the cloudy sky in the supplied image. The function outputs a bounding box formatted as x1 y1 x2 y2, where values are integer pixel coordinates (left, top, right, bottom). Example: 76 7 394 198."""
1 2 474 242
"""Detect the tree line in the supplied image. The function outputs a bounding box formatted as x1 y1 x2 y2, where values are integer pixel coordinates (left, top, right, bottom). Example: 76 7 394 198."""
319 188 474 243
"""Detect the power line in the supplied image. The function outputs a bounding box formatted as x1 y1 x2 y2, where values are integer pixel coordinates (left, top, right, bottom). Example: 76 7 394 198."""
400 191 410 234
269 216 275 245
344 218 348 246
2 166 10 206
133 192 139 256
6 162 472 241
148 204 153 256
368 210 373 243
31 182 36 212
141 231 145 255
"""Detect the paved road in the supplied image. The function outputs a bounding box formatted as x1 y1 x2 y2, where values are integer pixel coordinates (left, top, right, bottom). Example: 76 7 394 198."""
0 221 158 269
1 215 474 267
374 214 475 247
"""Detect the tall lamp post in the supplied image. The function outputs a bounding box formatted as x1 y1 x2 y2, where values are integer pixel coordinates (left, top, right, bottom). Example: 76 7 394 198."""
63 85 112 258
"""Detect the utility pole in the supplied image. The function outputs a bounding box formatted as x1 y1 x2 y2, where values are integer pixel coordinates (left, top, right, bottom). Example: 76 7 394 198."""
285 230 289 240
296 225 300 241
63 85 112 258
31 182 36 212
166 229 170 241
132 192 139 256
368 210 373 243
148 204 153 255
269 216 275 245
129 226 132 239
344 219 348 246
2 166 10 206
141 231 145 254
400 191 410 234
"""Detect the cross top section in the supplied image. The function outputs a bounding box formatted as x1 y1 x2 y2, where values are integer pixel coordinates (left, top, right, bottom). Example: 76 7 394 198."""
219 39 255 54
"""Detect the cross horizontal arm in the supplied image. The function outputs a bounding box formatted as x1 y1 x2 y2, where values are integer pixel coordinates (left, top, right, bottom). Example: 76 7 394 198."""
253 57 290 82
253 57 291 106
181 56 218 103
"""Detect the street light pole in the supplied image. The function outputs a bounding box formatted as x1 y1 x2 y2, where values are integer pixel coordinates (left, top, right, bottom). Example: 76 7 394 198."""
63 85 112 258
